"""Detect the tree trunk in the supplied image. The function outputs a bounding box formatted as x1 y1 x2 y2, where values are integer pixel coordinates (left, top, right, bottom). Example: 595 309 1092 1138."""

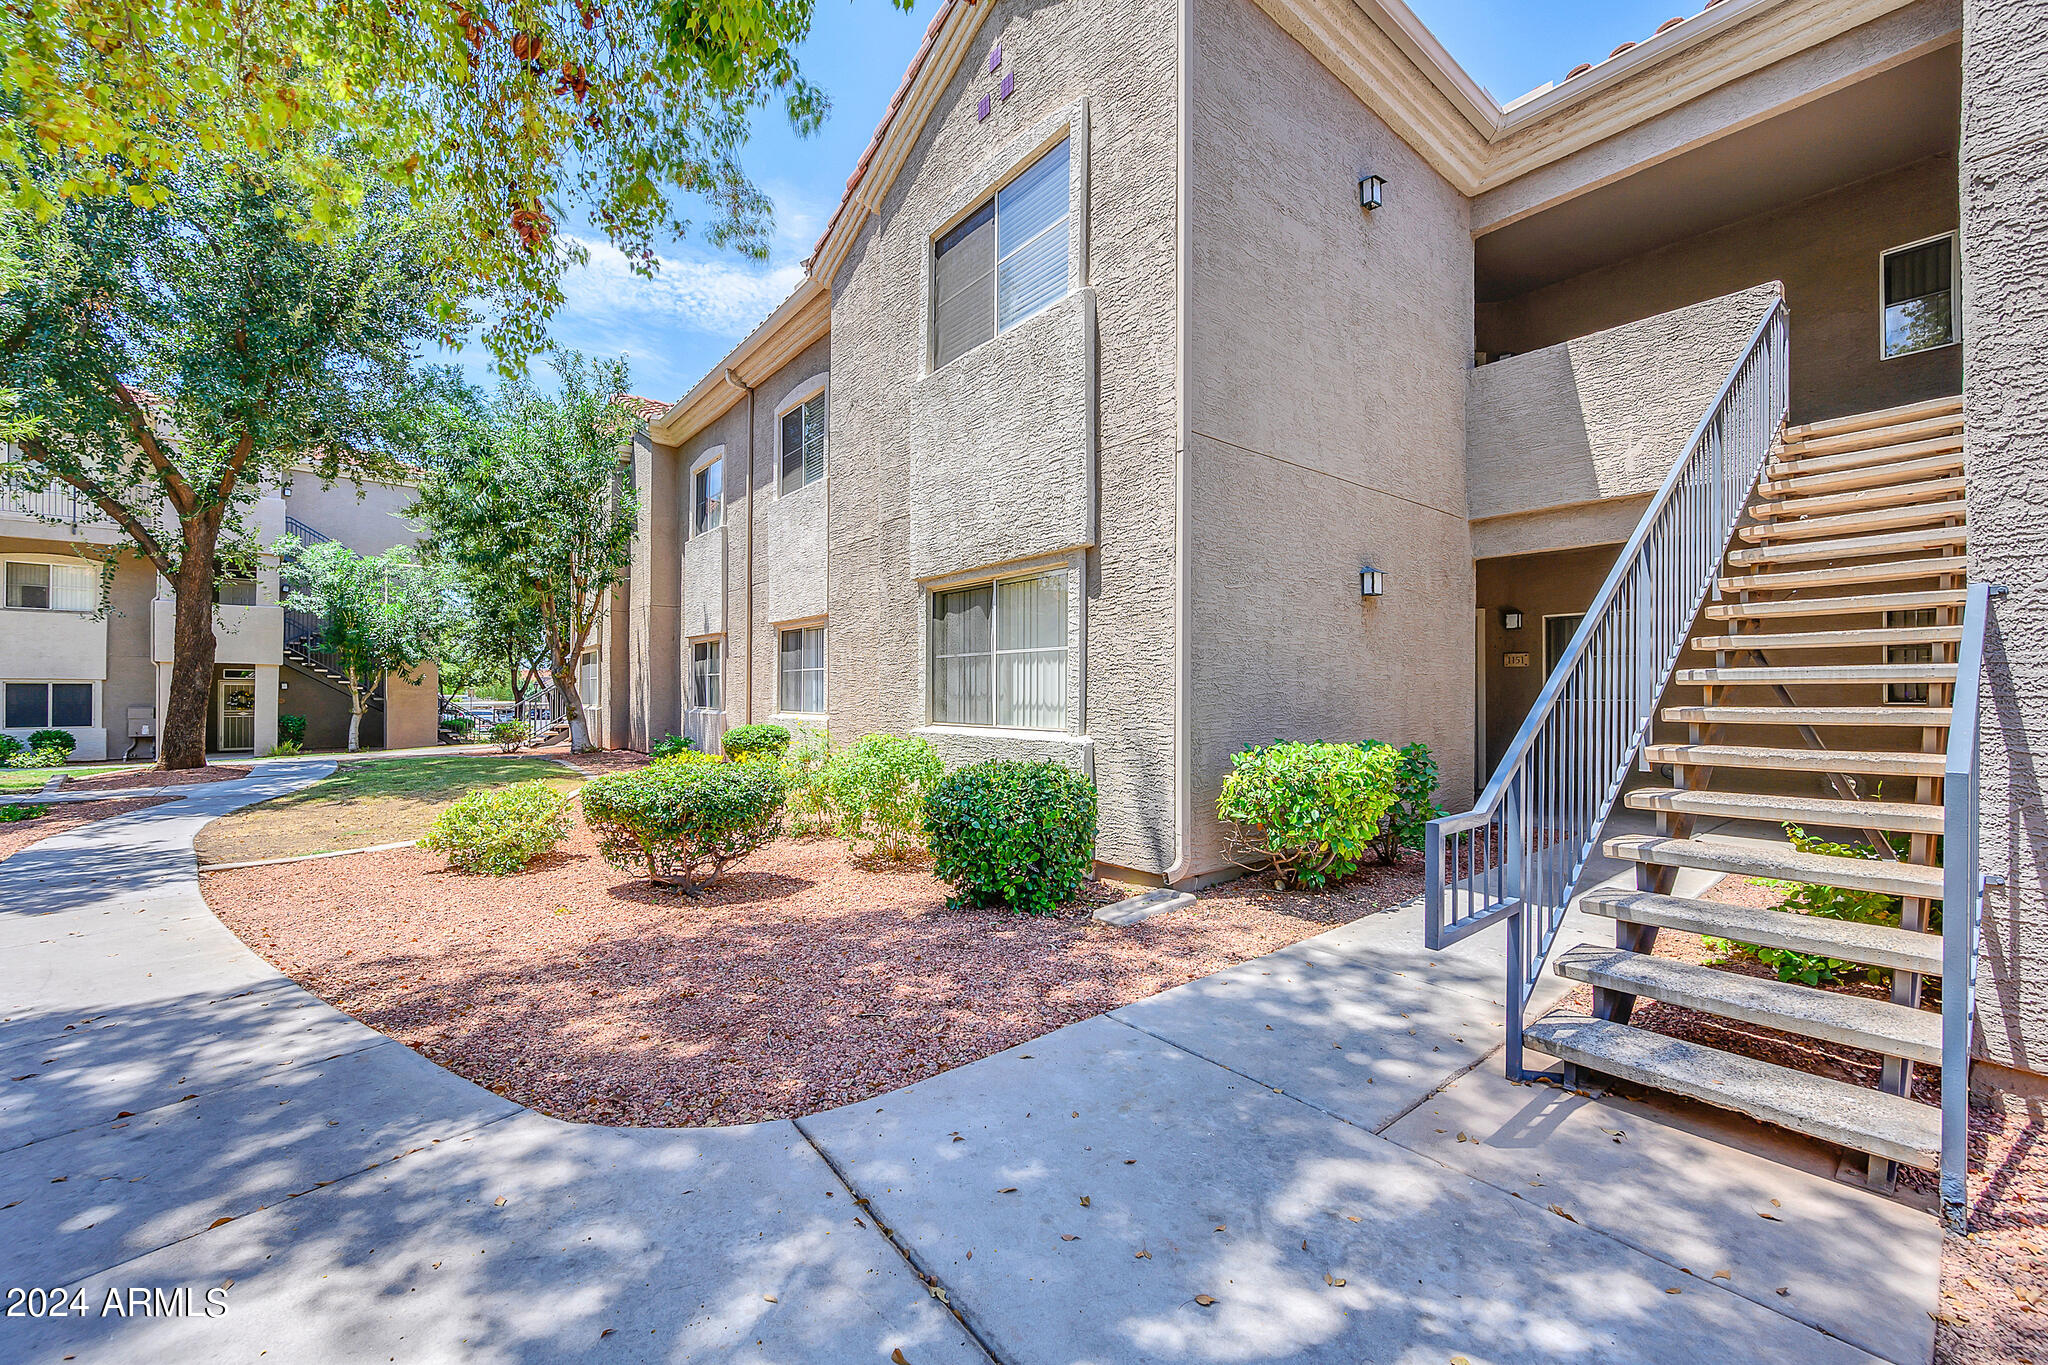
347 681 365 753
560 676 590 753
158 552 220 771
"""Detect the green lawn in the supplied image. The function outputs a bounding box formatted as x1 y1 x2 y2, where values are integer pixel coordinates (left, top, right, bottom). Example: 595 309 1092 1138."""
0 763 146 792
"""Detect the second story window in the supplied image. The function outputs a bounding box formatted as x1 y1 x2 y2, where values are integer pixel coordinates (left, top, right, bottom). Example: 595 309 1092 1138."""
779 396 826 495
694 457 723 533
933 137 1072 368
1881 234 1957 358
5 559 93 611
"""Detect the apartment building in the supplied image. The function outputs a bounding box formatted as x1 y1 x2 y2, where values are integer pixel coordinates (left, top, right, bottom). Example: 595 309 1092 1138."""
605 0 2047 1167
0 469 439 760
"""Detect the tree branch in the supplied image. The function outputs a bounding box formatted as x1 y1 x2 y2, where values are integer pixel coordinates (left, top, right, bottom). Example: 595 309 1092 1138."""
110 381 200 515
17 437 174 575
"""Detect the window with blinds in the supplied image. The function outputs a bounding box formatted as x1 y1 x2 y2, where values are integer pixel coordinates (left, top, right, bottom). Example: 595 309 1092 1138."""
1881 235 1956 358
691 640 722 710
779 396 826 495
930 570 1067 730
779 626 826 714
4 560 94 611
932 138 1071 368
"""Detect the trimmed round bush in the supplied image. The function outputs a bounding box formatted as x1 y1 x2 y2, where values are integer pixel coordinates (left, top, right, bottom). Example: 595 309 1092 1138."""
420 781 572 874
824 733 943 863
924 760 1098 914
489 719 532 752
27 729 75 756
721 723 792 762
581 760 784 892
0 736 20 763
650 731 696 760
278 714 309 746
1216 741 1399 889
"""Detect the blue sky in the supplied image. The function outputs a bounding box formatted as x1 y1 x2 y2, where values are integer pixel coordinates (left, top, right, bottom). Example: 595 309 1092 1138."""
470 0 1688 404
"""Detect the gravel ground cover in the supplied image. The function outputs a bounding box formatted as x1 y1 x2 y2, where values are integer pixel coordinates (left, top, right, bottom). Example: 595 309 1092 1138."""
202 824 1420 1127
0 796 174 864
62 764 250 792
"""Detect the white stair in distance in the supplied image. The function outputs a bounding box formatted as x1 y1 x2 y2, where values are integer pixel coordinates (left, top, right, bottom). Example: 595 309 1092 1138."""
1603 833 1944 899
1783 395 1962 442
1624 785 1946 835
1703 588 1967 620
1738 499 1965 544
1662 704 1951 728
1726 525 1968 568
1759 446 1964 498
1675 663 1957 686
1691 625 1961 653
1753 474 1965 521
1720 556 1967 593
1642 741 1946 779
1581 889 1943 975
1777 409 1964 458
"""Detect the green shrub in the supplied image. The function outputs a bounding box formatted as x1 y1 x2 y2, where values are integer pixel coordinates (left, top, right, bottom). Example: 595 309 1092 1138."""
0 735 19 763
651 749 722 768
924 760 1098 914
650 732 697 760
780 727 834 836
27 729 75 756
1217 741 1399 889
266 739 304 757
442 714 477 737
1704 823 1910 986
581 760 784 891
278 714 308 746
1359 740 1443 863
420 780 573 875
825 733 943 863
0 803 46 823
490 719 532 752
5 745 69 770
722 724 792 762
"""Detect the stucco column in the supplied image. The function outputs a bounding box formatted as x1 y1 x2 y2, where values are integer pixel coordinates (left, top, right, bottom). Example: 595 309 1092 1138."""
253 665 280 757
1961 0 2048 1077
627 430 683 752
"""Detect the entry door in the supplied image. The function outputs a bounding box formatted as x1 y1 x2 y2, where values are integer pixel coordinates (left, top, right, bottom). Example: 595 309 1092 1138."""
217 669 256 752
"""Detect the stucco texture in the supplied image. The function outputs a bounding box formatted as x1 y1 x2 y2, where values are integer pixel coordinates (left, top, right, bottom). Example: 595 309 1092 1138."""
1183 0 1476 878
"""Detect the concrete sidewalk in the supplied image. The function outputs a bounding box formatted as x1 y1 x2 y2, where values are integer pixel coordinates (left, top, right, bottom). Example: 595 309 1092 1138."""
0 768 1936 1363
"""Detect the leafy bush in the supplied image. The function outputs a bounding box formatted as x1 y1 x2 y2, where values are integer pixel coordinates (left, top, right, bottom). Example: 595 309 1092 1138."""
420 780 573 875
650 731 697 760
27 729 75 756
722 724 792 762
0 735 18 763
5 745 70 770
651 749 722 768
442 714 477 736
267 739 304 757
490 719 532 752
1217 741 1399 889
1704 824 1910 986
780 727 834 836
0 803 46 823
825 733 943 863
1359 740 1443 863
581 760 784 891
924 760 1098 914
278 714 308 746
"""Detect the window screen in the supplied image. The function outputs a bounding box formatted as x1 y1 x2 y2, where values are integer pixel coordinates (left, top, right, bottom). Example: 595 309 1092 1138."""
691 640 722 710
930 570 1067 729
5 562 49 609
214 578 258 607
694 460 722 533
5 682 49 729
932 138 1071 367
51 683 92 728
1882 236 1955 358
779 627 826 714
779 396 826 495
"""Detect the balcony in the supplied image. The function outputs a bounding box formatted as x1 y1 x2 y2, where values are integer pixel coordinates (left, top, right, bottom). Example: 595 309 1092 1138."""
0 485 122 544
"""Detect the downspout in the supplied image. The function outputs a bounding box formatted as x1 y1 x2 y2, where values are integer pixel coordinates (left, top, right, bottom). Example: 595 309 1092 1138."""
725 367 757 726
1161 0 1195 887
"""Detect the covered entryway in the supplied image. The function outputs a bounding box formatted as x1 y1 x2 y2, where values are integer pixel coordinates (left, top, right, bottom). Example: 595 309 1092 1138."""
212 667 257 753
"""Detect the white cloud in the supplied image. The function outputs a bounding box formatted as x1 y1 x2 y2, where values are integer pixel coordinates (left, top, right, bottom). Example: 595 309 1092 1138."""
558 234 806 340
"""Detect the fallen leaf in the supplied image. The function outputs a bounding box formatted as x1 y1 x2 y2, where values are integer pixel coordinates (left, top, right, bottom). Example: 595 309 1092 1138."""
1713 1270 1732 1281
1758 1212 1781 1221
1079 1196 1091 1207
600 1328 613 1339
893 1351 910 1365
1323 1273 1347 1287
493 1197 507 1207
1135 1249 1151 1260
1666 1288 1682 1295
1061 1235 1078 1242
763 1294 777 1303
208 1216 234 1229
1547 1205 1577 1224
1195 1294 1216 1307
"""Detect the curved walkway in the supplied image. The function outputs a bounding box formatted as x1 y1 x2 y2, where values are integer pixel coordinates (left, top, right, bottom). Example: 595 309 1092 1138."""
1 771 1933 1363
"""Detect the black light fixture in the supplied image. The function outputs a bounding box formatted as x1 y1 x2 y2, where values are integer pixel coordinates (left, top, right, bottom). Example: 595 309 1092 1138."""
1359 174 1386 212
1501 607 1524 631
1359 565 1386 598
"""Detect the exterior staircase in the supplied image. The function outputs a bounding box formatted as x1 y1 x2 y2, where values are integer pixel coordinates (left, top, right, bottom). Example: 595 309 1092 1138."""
1519 395 1965 1181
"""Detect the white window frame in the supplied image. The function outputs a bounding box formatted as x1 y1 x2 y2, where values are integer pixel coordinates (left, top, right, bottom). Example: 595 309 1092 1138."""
776 621 827 717
689 446 725 536
690 638 723 712
1878 231 1960 361
927 567 1072 732
774 376 828 498
3 555 97 613
2 680 97 731
578 650 600 709
1542 613 1585 678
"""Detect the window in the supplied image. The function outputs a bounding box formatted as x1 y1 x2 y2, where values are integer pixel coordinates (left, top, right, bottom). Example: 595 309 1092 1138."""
932 137 1071 368
779 395 826 495
578 651 600 708
1881 235 1957 358
5 560 93 611
778 626 826 714
213 578 258 607
5 682 92 730
1886 608 1938 704
930 570 1067 730
693 458 722 534
691 640 722 710
1543 614 1585 677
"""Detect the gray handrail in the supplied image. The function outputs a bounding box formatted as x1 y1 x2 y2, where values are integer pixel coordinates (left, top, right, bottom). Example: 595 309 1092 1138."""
1942 581 2001 1231
1424 297 1790 1078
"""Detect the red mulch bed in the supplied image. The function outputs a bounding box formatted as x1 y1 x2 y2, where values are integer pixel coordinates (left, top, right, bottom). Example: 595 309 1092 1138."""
202 829 1419 1127
0 796 175 864
62 764 250 792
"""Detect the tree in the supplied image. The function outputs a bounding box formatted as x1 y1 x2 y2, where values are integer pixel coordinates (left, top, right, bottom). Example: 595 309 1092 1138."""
3 0 913 365
0 149 448 768
413 352 637 752
439 578 548 713
279 541 454 752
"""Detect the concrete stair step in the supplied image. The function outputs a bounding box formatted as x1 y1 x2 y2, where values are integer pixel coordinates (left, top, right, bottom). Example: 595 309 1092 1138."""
1675 663 1958 685
1758 445 1964 498
1737 499 1965 544
1783 395 1962 443
1662 704 1951 728
1521 1014 1940 1169
1641 741 1947 779
1690 625 1961 653
1753 475 1965 521
1777 410 1964 460
1703 588 1967 620
1725 526 1968 568
1719 556 1966 593
1554 946 1942 1064
1624 785 1946 835
1603 832 1945 898
1582 889 1943 975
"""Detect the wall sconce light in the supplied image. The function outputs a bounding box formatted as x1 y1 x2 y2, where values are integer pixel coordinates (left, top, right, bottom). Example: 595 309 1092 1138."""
1359 565 1386 598
1501 607 1524 631
1359 174 1386 212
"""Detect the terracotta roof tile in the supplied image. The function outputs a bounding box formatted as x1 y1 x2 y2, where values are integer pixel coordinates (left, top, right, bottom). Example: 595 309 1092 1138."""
1555 0 1730 92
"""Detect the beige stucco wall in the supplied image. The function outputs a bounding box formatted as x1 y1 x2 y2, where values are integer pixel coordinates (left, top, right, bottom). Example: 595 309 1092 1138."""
1474 544 1620 772
1961 0 2048 1076
1479 155 1962 425
1182 0 1476 878
626 429 683 750
282 474 419 554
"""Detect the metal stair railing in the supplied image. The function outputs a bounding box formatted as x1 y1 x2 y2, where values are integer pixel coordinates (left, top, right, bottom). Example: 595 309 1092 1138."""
1942 580 2003 1231
278 517 382 711
1424 298 1790 1079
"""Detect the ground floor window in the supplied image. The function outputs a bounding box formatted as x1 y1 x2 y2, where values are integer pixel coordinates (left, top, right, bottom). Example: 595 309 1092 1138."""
778 626 826 714
1886 607 1938 704
930 569 1068 730
691 640 722 710
1542 613 1584 678
4 681 93 730
578 651 600 708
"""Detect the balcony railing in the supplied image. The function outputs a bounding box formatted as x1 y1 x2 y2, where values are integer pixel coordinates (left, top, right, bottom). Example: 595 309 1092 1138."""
0 483 112 530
